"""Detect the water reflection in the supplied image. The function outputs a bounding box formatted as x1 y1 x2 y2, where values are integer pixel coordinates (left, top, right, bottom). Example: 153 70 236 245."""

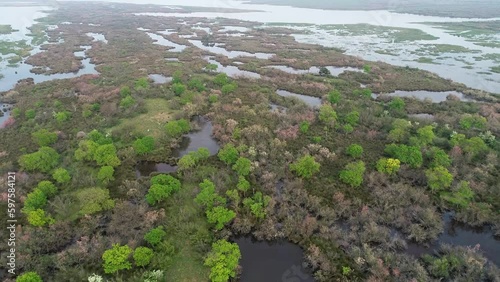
86 32 108 43
0 103 12 128
234 236 315 282
148 74 172 84
172 116 220 158
204 56 260 79
146 32 187 52
276 89 322 107
190 39 273 59
267 65 362 76
406 213 500 266
375 90 472 103
0 45 98 92
135 161 177 178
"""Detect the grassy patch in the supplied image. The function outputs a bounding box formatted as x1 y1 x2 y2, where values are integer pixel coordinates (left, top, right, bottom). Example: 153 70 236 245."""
374 49 399 56
155 181 211 281
414 44 481 56
0 24 18 35
319 23 438 42
415 57 439 64
110 98 176 138
491 66 500 74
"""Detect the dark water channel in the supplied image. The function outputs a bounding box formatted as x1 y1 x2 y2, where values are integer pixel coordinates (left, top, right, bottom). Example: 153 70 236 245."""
234 237 315 282
135 117 220 177
405 213 500 266
276 89 322 107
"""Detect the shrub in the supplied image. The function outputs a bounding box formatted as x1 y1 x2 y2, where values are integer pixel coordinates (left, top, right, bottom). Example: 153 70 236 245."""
36 181 57 197
290 154 320 179
135 77 149 90
319 67 331 76
318 104 337 125
441 181 474 209
102 244 132 274
389 97 405 111
459 114 487 130
242 192 271 219
23 189 47 213
54 111 70 123
25 109 36 119
188 78 206 92
120 86 131 98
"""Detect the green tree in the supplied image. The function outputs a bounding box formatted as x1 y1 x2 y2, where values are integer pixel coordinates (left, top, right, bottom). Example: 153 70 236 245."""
214 73 229 86
120 95 135 109
27 209 55 227
388 119 411 142
19 147 60 173
345 111 360 126
52 168 71 184
146 175 181 205
289 154 320 179
165 119 190 138
54 111 70 123
97 166 115 184
426 166 453 193
102 244 133 274
339 161 366 187
120 86 131 98
206 206 236 230
318 104 337 125
221 83 237 95
384 144 423 168
92 144 121 167
178 154 196 171
204 240 241 282
319 67 331 76
232 157 251 176
462 137 488 156
172 70 183 84
242 192 271 219
188 78 206 92
459 114 487 130
416 125 435 146
25 109 36 119
134 247 154 267
205 63 218 72
346 144 363 158
218 143 239 165
76 187 115 215
135 77 149 90
195 179 226 209
172 83 187 96
144 227 166 247
23 189 47 213
16 272 42 282
237 176 250 193
32 129 57 146
376 158 401 175
429 148 451 168
299 121 310 134
133 136 155 155
389 97 405 111
441 181 474 209
327 90 341 104
36 181 57 197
